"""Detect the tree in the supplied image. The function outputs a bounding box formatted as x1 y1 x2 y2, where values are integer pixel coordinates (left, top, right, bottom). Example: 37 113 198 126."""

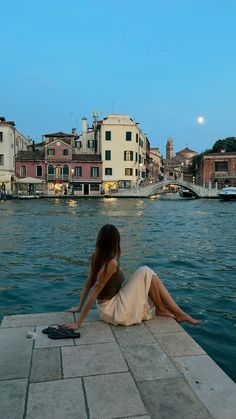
212 137 236 152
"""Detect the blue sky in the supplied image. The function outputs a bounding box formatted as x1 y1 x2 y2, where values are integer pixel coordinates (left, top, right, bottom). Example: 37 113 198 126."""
1 0 236 155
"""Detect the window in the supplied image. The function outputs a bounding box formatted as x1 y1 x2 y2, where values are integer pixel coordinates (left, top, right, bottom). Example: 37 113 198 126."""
63 165 69 175
87 140 94 148
135 152 138 162
135 169 138 176
105 131 111 141
215 161 228 172
0 154 4 165
0 132 3 142
76 141 82 149
48 165 54 174
139 138 143 147
20 165 26 176
139 154 142 163
105 168 112 175
126 131 132 141
124 151 133 161
36 165 42 176
73 183 82 191
91 166 99 177
75 166 82 177
105 150 111 160
63 149 69 156
47 148 55 156
125 168 133 176
136 133 138 143
90 183 100 191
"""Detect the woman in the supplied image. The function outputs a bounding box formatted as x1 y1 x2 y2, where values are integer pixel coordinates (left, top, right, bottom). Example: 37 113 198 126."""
64 224 201 330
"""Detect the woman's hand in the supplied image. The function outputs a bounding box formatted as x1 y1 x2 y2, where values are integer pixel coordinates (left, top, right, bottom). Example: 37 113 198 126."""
63 322 80 330
66 306 81 313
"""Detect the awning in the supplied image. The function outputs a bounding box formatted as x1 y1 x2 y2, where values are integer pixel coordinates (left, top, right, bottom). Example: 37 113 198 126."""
15 177 45 184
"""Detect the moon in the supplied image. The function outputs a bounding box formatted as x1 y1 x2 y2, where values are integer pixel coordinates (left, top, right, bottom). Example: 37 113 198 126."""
197 116 205 124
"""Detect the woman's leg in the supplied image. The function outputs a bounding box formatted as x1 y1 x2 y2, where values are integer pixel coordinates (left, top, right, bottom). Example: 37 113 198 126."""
150 275 201 325
148 277 175 318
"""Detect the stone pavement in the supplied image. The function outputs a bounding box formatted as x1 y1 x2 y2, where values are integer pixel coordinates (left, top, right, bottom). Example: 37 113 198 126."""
0 310 236 419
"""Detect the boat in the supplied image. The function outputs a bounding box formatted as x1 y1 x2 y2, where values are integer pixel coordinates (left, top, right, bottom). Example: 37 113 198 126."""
0 192 14 200
179 187 195 198
18 195 40 199
218 187 236 201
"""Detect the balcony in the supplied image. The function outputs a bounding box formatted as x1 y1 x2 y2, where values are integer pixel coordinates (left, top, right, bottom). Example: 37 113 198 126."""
214 172 236 178
47 174 70 181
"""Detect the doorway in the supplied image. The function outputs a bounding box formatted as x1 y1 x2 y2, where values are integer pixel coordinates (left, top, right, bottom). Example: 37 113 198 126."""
84 184 89 195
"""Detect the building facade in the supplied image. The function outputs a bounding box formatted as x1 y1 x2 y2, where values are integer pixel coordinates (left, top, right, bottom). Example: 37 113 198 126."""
201 151 236 189
0 116 31 191
164 137 198 182
95 114 148 192
15 132 102 196
149 147 162 180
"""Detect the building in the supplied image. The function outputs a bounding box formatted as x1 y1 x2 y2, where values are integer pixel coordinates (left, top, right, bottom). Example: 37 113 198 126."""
0 116 31 191
15 130 102 196
149 147 162 180
201 151 236 189
95 114 148 192
164 138 198 182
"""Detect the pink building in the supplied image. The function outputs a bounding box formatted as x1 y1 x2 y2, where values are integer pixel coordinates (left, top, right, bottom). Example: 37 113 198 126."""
15 138 102 196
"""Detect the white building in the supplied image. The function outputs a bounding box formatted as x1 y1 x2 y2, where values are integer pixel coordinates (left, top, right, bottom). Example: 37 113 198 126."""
97 114 148 192
0 117 31 191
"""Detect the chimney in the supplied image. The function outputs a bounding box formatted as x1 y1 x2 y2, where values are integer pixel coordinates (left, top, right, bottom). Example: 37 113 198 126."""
72 128 77 135
82 117 87 133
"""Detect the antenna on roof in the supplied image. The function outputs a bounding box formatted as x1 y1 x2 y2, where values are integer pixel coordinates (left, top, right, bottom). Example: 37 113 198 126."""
93 111 100 124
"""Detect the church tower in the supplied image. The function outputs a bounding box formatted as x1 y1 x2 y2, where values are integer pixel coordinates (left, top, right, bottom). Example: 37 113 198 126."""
166 137 174 160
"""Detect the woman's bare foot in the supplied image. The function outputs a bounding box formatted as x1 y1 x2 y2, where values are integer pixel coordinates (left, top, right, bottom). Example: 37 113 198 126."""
175 312 202 325
156 308 175 319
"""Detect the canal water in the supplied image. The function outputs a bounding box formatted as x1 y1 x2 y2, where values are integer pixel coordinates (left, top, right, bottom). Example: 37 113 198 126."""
0 197 236 381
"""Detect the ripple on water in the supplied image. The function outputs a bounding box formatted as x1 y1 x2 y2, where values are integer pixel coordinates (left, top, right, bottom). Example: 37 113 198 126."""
0 198 236 382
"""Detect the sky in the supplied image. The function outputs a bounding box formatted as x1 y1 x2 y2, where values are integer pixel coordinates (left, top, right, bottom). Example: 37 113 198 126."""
1 0 236 155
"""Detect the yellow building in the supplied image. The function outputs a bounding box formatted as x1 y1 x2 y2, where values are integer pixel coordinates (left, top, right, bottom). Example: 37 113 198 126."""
96 114 148 192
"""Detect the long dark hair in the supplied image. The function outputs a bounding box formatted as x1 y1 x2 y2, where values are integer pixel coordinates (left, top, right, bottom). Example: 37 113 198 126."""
90 224 121 285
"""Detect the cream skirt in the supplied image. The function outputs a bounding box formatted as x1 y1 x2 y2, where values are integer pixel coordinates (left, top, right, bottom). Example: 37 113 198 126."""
97 266 156 326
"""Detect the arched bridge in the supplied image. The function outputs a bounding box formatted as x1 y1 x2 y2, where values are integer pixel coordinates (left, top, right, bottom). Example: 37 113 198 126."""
115 180 219 198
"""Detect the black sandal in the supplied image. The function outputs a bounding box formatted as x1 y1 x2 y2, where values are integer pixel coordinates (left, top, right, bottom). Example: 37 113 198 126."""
48 325 80 339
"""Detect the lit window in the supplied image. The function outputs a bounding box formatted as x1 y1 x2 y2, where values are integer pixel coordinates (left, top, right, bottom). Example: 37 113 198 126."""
125 168 133 176
124 151 133 161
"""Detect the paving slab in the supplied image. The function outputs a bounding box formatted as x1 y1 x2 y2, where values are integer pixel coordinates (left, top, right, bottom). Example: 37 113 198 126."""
155 331 205 357
120 343 181 381
111 323 156 345
75 320 115 345
144 316 183 333
1 311 74 327
35 325 76 348
138 377 213 419
84 372 148 419
30 347 62 383
0 378 27 419
26 378 87 419
62 342 128 377
0 326 33 379
178 354 236 419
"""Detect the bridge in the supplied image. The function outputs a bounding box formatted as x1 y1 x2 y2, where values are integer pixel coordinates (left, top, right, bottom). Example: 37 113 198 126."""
113 180 219 198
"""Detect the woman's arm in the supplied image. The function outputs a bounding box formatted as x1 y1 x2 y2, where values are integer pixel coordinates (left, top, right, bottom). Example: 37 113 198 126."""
64 259 118 329
67 269 93 312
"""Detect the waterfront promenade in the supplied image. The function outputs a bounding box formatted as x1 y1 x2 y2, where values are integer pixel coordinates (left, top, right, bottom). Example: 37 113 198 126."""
1 310 236 419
